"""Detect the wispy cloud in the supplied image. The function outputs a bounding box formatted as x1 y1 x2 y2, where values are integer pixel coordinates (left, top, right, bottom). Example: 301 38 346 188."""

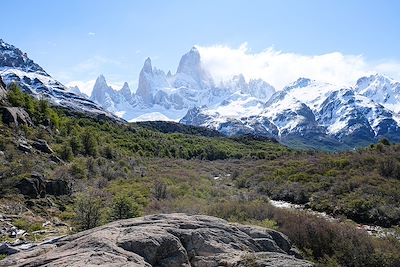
66 80 96 96
196 43 400 89
73 56 123 75
88 32 96 36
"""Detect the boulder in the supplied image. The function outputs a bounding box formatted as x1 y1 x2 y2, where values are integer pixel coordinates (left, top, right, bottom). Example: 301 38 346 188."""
0 243 20 256
31 139 54 154
50 154 63 163
0 213 313 267
17 143 32 153
15 172 46 198
0 107 32 127
45 180 71 196
15 172 71 198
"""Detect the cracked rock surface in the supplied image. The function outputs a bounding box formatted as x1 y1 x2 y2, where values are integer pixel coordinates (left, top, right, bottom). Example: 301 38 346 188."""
0 213 313 267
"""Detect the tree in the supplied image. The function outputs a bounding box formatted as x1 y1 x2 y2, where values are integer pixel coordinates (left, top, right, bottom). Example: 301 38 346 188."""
379 138 390 146
7 83 25 107
81 129 97 156
73 193 102 231
109 194 140 221
70 135 82 155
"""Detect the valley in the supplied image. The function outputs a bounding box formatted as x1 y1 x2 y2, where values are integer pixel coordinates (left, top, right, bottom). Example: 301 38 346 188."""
0 79 399 266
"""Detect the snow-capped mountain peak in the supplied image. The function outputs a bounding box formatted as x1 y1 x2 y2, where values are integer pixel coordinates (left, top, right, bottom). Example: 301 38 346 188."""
0 39 117 120
355 74 400 113
0 39 47 75
175 46 214 89
142 57 153 73
90 75 114 108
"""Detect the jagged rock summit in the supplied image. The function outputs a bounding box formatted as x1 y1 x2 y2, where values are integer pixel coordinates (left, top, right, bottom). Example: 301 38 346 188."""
89 47 276 122
0 213 313 267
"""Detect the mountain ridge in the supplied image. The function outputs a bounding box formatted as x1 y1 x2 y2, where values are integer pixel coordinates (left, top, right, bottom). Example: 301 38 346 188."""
0 39 121 122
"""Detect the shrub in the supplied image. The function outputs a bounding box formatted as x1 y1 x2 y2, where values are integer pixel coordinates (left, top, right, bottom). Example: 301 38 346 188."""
109 194 140 221
153 180 168 200
59 143 73 161
81 129 98 156
7 83 25 107
379 158 400 179
73 192 103 231
13 218 43 232
70 135 82 155
379 138 390 146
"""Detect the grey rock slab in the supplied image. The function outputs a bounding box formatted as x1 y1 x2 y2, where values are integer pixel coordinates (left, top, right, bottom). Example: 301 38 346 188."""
0 213 313 267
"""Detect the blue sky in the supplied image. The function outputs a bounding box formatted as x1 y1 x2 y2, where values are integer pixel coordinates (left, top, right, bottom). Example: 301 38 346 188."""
1 0 400 94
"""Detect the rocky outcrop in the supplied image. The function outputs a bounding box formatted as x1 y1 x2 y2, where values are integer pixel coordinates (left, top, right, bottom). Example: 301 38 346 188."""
45 179 71 196
0 213 313 267
17 139 32 153
0 243 19 256
15 173 47 198
15 172 71 198
31 139 54 154
0 107 32 127
0 76 7 103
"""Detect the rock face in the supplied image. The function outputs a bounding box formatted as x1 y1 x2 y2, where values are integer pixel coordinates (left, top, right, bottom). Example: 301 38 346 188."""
0 76 7 103
15 173 47 198
0 214 313 267
89 48 275 122
0 107 32 127
15 172 71 198
45 179 71 196
31 139 54 154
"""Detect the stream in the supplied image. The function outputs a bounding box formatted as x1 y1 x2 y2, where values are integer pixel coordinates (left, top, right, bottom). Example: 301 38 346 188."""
269 199 400 240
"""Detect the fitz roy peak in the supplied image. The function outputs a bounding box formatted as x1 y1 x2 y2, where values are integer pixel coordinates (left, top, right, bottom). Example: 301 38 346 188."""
0 39 117 120
90 46 276 122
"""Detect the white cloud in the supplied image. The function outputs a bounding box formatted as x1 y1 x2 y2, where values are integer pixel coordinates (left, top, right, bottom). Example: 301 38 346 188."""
66 80 96 96
88 32 96 36
196 43 400 90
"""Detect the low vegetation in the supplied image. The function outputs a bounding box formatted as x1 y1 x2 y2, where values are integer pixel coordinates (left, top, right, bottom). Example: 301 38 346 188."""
0 85 400 266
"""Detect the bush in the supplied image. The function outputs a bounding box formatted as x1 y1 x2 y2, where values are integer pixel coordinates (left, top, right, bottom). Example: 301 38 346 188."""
153 180 168 200
59 143 73 161
70 135 82 155
7 83 27 106
73 192 103 231
81 129 98 156
109 194 140 221
379 158 400 179
13 218 43 233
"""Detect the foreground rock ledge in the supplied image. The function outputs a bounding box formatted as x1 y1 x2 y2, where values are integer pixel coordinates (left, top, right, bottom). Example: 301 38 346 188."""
0 213 313 267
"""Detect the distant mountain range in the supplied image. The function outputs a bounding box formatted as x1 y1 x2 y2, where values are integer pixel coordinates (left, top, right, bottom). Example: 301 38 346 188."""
1 39 399 150
182 75 400 150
